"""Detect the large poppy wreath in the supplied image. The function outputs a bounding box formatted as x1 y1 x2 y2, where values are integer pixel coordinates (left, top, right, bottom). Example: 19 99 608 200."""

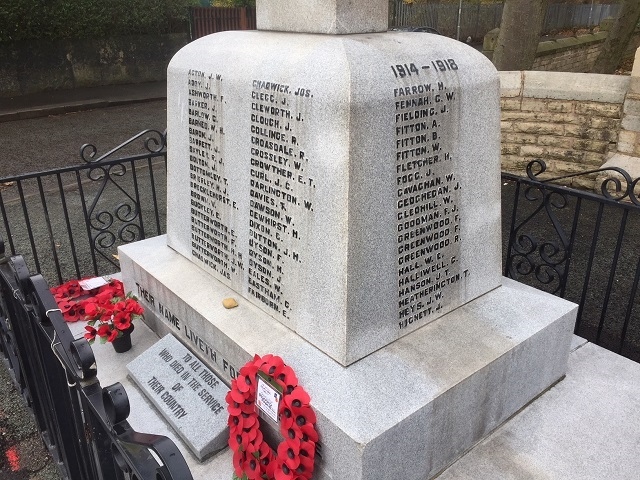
226 354 318 480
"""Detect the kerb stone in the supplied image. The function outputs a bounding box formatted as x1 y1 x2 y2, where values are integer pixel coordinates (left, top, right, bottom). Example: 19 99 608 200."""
127 334 229 460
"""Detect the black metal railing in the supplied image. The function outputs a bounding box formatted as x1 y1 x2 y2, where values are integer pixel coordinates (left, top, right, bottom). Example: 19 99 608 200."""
503 160 640 361
1 131 639 363
0 245 193 480
0 129 167 285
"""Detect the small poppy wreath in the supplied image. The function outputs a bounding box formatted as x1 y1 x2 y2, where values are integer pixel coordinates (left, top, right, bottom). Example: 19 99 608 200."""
226 354 318 480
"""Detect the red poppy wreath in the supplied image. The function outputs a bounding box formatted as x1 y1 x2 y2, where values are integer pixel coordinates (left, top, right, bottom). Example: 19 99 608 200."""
226 354 318 480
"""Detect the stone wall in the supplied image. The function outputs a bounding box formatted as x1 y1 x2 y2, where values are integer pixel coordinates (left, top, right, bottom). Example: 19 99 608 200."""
484 29 640 74
532 33 607 72
500 71 630 188
0 34 188 98
533 31 640 73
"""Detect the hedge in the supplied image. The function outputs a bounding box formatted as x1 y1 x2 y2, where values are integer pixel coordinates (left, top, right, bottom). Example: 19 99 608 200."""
0 0 200 43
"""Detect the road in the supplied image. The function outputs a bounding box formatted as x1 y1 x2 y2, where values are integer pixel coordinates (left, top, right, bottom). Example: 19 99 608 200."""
0 101 167 177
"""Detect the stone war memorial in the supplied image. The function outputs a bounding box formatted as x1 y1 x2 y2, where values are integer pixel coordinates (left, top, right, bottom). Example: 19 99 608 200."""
120 0 577 478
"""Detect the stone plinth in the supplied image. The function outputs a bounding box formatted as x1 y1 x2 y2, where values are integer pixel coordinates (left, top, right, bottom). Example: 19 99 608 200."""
256 0 388 34
120 236 576 480
167 31 502 366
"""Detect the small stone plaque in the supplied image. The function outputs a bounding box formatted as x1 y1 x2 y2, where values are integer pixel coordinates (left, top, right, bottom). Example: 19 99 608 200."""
127 334 229 460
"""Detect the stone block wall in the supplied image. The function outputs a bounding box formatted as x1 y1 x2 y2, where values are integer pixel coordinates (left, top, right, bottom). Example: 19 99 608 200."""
499 71 630 188
485 29 640 74
532 34 606 73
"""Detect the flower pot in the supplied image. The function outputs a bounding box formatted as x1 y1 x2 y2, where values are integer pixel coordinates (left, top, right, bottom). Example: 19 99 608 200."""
111 325 134 353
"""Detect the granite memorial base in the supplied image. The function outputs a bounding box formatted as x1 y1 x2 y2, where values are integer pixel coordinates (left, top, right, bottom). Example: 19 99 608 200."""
120 236 576 480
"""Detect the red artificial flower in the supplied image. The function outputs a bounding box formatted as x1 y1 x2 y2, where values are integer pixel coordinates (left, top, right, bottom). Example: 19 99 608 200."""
94 289 115 305
228 412 257 432
274 462 298 480
245 442 268 480
96 324 110 340
299 422 319 444
294 407 316 429
124 298 144 315
296 441 316 476
279 405 295 430
233 448 249 478
228 380 250 402
83 301 100 318
113 311 132 331
237 361 259 395
277 441 301 471
262 448 277 479
113 300 126 311
64 280 81 298
244 457 263 480
276 365 298 393
101 279 125 297
259 354 284 378
281 426 301 449
107 328 120 342
226 398 243 417
229 426 263 452
100 307 115 322
256 440 273 460
84 325 97 342
226 392 254 416
65 305 81 322
284 387 310 411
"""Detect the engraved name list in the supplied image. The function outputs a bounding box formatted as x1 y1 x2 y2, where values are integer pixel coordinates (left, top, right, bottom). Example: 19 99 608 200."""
392 60 468 330
187 71 316 322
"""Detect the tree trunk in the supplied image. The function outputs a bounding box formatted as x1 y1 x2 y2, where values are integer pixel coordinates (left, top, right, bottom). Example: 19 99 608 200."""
492 0 549 71
592 0 640 74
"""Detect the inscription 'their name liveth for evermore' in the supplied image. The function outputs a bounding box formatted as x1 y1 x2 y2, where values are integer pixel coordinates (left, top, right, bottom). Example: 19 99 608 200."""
392 59 469 330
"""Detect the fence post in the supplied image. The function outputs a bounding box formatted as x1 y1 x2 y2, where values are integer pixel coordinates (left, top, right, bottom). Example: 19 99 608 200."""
240 6 249 30
456 0 463 40
188 7 195 42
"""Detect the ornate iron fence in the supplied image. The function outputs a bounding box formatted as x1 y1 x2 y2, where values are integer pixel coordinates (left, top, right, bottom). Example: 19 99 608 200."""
503 160 640 362
0 246 193 480
0 129 167 286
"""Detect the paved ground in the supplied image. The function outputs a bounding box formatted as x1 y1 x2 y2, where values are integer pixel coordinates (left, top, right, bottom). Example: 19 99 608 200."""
0 363 61 480
0 83 168 480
